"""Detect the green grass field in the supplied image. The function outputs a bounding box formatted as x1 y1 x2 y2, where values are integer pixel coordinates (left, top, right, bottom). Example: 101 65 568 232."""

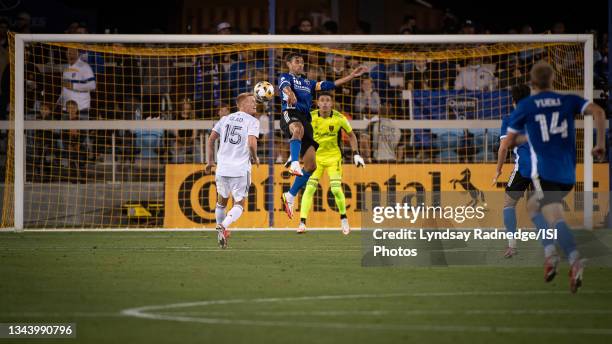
1 231 612 344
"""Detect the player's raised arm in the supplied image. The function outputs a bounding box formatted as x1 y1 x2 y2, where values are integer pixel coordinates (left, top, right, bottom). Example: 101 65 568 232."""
316 65 368 91
583 102 606 160
493 135 510 185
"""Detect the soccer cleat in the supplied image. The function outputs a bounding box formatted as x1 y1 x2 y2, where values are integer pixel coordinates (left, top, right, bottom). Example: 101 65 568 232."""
341 218 350 235
216 224 228 249
281 192 294 219
544 255 560 283
289 161 303 176
503 247 517 258
297 221 306 234
569 259 586 294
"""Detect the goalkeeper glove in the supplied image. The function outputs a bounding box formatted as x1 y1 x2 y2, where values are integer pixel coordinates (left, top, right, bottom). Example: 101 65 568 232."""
353 152 365 167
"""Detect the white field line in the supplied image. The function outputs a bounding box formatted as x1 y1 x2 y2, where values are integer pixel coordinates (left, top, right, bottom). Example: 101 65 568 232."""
165 309 612 316
0 246 362 252
121 291 612 335
2 228 355 232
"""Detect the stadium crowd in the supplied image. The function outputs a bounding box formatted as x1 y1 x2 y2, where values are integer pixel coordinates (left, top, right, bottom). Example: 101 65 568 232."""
0 11 607 183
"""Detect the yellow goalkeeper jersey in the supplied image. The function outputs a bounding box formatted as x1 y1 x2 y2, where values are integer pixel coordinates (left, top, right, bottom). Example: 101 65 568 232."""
310 109 353 160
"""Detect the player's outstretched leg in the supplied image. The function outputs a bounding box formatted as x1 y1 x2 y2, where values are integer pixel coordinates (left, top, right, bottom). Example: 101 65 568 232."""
298 177 319 234
503 205 517 258
216 223 228 249
287 122 304 176
214 198 229 249
540 197 583 292
552 218 584 293
330 178 349 235
282 146 316 220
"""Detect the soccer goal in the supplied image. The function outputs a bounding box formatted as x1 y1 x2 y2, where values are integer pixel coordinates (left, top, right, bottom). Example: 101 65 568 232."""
0 33 599 231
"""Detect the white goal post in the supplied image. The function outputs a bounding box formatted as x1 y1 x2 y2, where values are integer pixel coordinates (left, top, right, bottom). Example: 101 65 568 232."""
9 34 595 230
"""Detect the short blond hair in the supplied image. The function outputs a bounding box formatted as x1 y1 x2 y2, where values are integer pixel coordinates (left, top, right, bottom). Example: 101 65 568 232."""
530 61 554 90
236 92 255 106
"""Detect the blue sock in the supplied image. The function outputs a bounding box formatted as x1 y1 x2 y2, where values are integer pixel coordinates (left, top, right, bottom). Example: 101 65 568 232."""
503 207 517 233
289 139 301 162
289 170 311 196
554 220 577 257
531 213 553 247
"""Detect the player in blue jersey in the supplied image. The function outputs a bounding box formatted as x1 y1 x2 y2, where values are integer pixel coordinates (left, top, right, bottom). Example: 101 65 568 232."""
506 62 605 293
279 52 367 219
493 84 550 258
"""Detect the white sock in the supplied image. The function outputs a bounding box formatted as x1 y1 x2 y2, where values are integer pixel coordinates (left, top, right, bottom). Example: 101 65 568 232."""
508 238 517 249
544 244 557 258
215 203 226 225
568 250 580 265
285 192 295 203
221 204 244 229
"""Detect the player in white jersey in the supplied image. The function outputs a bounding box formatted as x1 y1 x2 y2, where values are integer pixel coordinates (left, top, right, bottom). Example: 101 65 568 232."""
205 93 260 249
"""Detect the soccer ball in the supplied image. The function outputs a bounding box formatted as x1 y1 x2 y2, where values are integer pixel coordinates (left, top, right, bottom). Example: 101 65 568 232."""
253 81 275 102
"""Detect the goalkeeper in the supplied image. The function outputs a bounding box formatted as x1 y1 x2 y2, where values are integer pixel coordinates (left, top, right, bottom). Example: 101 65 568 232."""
298 92 365 234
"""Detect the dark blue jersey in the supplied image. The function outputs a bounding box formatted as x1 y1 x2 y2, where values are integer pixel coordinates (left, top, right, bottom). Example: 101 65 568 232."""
508 91 589 185
500 116 531 178
278 72 335 116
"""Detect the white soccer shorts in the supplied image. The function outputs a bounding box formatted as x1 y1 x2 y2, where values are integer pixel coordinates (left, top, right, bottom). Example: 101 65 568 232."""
215 173 251 202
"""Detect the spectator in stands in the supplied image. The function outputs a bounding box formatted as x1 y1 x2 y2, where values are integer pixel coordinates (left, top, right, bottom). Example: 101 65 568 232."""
306 64 325 82
141 52 172 118
354 77 381 118
65 21 79 34
456 128 476 162
594 36 608 88
367 109 402 162
61 100 87 183
441 8 459 34
60 48 96 120
217 103 231 118
454 58 497 91
32 102 58 182
459 20 476 34
399 15 418 34
227 51 264 99
195 54 224 119
354 21 371 35
405 60 432 90
75 23 88 34
249 27 265 34
14 12 31 33
171 99 197 163
412 129 436 161
216 22 232 35
498 54 523 89
134 112 164 160
107 43 139 106
326 55 353 109
291 18 313 34
551 22 565 34
321 21 339 34
520 24 533 34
